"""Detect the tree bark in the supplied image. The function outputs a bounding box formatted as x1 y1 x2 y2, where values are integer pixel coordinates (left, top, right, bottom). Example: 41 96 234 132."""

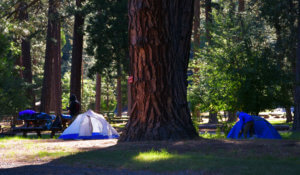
106 81 109 111
293 0 300 131
208 111 218 124
117 74 122 117
193 0 201 47
286 107 293 123
238 0 245 12
127 79 132 116
70 0 85 103
227 111 236 122
120 0 198 141
53 20 62 117
19 2 35 109
95 73 101 113
40 0 60 113
205 0 212 43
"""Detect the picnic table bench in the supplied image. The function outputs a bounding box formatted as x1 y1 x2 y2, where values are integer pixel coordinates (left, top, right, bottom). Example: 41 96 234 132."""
12 112 72 138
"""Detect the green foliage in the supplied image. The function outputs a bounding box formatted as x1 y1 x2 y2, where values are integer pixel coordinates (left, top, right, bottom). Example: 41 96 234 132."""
189 0 288 114
86 0 128 76
0 33 29 117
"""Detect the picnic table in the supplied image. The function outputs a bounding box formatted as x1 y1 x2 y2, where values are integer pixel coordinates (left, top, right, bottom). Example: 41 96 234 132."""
13 111 72 138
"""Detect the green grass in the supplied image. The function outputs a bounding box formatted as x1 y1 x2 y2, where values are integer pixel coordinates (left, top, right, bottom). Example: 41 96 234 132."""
110 123 126 128
57 147 300 175
199 132 226 139
0 134 59 141
280 131 300 140
37 151 71 158
269 120 293 127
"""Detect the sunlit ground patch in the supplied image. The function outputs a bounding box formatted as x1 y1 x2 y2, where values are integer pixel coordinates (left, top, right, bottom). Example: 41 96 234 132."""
133 149 180 162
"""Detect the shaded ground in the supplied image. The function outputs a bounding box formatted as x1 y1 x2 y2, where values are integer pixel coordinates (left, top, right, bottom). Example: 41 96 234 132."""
1 138 300 175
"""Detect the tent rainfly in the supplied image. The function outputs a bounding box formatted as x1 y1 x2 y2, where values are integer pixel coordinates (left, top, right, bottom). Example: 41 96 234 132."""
59 110 119 140
227 115 281 139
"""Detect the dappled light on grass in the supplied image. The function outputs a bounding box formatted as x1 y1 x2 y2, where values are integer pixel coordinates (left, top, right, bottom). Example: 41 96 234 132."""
280 131 300 140
199 132 226 139
133 149 181 162
37 151 72 158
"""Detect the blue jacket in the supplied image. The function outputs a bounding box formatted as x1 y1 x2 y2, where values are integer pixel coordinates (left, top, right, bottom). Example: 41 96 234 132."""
239 112 254 127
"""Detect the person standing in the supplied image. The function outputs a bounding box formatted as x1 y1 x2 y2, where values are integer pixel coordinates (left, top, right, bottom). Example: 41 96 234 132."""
237 112 255 138
68 94 81 118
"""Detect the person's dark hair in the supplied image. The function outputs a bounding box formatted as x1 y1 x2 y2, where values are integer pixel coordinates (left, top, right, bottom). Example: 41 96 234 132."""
70 94 77 102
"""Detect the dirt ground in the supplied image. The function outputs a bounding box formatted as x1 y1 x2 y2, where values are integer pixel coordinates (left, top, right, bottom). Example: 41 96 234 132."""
1 138 300 171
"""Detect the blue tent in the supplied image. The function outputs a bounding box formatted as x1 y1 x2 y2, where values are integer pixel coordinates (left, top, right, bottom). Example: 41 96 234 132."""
227 116 281 139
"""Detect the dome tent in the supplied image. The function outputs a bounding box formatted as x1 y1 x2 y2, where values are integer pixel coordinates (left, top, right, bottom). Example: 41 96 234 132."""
59 110 119 140
227 115 281 139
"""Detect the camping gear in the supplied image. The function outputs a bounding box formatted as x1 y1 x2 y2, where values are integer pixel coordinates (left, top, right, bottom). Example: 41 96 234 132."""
227 115 281 139
59 109 119 140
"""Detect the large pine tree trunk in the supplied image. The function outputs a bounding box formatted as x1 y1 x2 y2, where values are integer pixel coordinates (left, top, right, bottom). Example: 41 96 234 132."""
293 0 300 131
40 0 60 113
120 0 198 141
95 73 101 113
70 0 85 103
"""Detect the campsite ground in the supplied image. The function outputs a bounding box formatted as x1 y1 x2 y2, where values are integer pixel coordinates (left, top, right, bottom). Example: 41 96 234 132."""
1 135 300 175
0 117 299 174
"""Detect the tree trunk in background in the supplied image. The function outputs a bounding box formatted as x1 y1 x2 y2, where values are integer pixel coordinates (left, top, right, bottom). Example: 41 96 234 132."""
106 82 109 111
40 0 60 113
286 107 293 123
227 111 236 122
70 0 85 103
127 80 132 116
117 72 122 117
19 2 35 109
238 0 245 12
193 0 200 47
208 111 218 124
205 0 212 43
95 73 101 113
120 0 198 141
293 0 300 131
53 21 62 117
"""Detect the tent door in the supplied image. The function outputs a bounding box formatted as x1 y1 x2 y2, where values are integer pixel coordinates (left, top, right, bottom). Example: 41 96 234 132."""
79 115 93 137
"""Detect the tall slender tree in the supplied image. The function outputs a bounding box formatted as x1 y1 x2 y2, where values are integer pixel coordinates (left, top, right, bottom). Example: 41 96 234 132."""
205 0 212 43
70 0 85 103
293 0 300 131
95 73 101 113
193 0 201 47
40 0 61 114
238 0 245 12
116 65 122 117
17 2 35 109
120 0 198 141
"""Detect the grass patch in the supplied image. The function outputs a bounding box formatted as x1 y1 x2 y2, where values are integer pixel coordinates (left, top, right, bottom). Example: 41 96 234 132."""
269 120 293 126
199 131 226 139
110 123 126 128
134 149 175 162
0 135 59 141
57 147 300 175
37 151 72 159
280 132 300 140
